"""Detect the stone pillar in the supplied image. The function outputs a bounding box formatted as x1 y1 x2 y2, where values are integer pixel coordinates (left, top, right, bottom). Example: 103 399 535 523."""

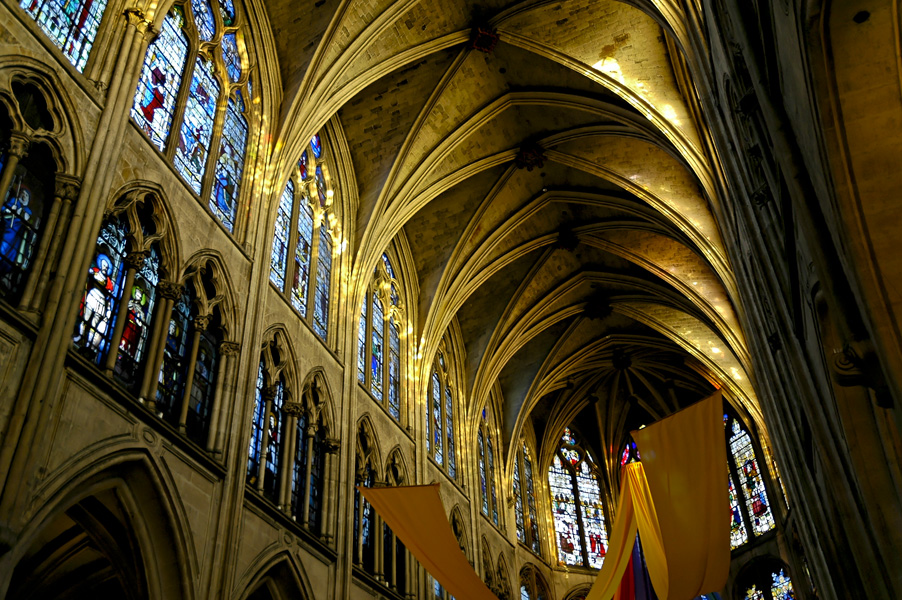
178 314 211 432
103 250 147 374
323 437 340 543
255 385 277 494
208 341 239 454
139 281 183 405
0 134 29 201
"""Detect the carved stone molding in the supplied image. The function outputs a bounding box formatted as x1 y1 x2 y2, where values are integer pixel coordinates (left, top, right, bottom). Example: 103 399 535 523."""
220 341 240 356
282 401 305 418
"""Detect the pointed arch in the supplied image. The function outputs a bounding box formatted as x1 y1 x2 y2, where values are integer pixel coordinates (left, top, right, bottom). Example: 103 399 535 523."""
178 249 237 338
235 550 314 600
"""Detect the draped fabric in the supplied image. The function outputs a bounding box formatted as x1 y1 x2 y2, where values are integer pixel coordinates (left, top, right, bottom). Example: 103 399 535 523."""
358 483 498 600
585 462 668 600
632 391 730 599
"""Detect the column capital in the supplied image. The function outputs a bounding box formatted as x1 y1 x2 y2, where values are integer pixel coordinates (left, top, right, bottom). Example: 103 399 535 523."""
219 341 240 356
158 281 184 301
325 438 341 454
262 385 279 402
7 133 30 158
124 8 154 35
55 174 81 202
193 313 212 332
282 401 305 418
124 250 149 270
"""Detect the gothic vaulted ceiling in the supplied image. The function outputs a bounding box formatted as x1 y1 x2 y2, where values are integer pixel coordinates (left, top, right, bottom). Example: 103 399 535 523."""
259 0 757 465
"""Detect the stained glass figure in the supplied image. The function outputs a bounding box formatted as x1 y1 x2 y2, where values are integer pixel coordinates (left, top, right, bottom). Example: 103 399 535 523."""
620 441 639 466
114 246 160 388
209 94 247 231
513 456 525 542
132 8 188 151
371 295 384 400
157 288 193 422
432 371 443 465
298 150 308 180
478 429 488 516
263 377 285 500
73 216 128 362
549 455 583 566
190 0 215 41
20 0 109 71
0 161 46 298
221 33 242 82
729 418 775 536
175 58 219 193
312 226 331 338
577 461 607 568
729 473 749 548
219 0 235 25
310 134 323 158
357 300 367 385
744 585 764 600
291 412 308 517
445 384 455 478
291 199 313 314
246 362 265 483
770 570 794 600
388 318 400 419
270 180 293 290
524 452 540 554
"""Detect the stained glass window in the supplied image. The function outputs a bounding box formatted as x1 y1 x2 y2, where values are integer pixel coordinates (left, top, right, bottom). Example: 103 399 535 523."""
524 452 540 554
312 226 331 338
513 456 525 542
247 361 265 482
357 300 367 384
355 456 376 572
157 288 193 421
388 318 400 419
431 370 443 464
0 157 48 299
190 0 215 41
219 0 235 24
263 377 285 501
725 412 775 547
371 294 384 400
445 384 455 478
487 429 498 525
221 33 242 82
186 329 218 443
729 473 749 548
308 424 325 532
478 404 501 526
20 0 109 71
291 412 308 517
548 428 607 567
209 93 247 231
310 134 323 158
270 180 293 289
131 7 188 151
744 585 764 600
114 247 160 388
291 199 314 314
478 429 488 516
315 165 327 206
174 57 219 194
770 570 794 600
620 441 639 466
73 215 128 363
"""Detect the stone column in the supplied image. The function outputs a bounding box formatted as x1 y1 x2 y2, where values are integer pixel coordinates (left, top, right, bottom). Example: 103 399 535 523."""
23 175 80 311
0 134 29 201
208 341 239 454
281 401 304 510
139 281 183 405
103 250 148 374
255 385 278 494
178 314 211 433
323 437 340 543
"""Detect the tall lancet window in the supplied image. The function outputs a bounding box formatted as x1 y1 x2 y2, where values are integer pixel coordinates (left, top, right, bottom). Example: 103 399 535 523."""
357 251 404 420
478 405 501 526
425 343 457 479
548 428 608 568
513 443 541 555
725 410 776 549
268 133 338 343
354 424 378 574
131 0 253 233
19 0 109 71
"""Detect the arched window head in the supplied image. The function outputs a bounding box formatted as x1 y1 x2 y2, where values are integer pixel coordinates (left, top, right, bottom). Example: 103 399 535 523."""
269 133 339 342
131 0 253 233
19 0 110 71
357 251 404 420
289 385 330 534
519 565 549 600
549 427 609 569
478 404 501 526
513 443 541 555
73 193 170 392
156 262 227 446
725 410 775 549
495 555 513 600
739 560 796 600
426 341 457 479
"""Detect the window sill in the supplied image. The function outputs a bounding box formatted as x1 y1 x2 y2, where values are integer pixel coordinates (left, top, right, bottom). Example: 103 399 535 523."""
65 349 226 478
243 486 337 564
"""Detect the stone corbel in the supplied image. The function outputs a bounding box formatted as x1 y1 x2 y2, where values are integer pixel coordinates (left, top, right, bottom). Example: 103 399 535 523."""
831 339 893 408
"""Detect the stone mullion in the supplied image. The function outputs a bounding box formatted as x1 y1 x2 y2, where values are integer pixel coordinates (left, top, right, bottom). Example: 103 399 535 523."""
256 385 277 494
207 341 239 454
200 85 228 212
90 6 129 93
0 134 29 200
279 413 297 509
301 421 316 526
24 176 80 312
178 314 211 432
19 193 62 310
139 280 183 403
103 252 147 375
163 29 200 161
323 438 339 542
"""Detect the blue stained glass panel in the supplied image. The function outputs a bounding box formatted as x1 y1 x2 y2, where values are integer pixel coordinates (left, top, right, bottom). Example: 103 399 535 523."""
291 413 308 517
175 58 219 194
310 134 322 158
770 570 794 600
209 94 247 231
186 331 217 444
291 199 313 314
445 385 455 478
371 295 384 400
487 433 498 525
132 8 188 151
357 299 367 384
219 0 236 25
21 0 109 72
478 429 488 515
73 216 128 364
190 0 215 41
114 246 161 388
524 452 540 554
382 252 395 279
313 226 331 339
246 362 265 482
269 180 293 290
0 161 47 298
432 371 442 465
263 379 284 500
221 33 242 82
513 457 525 542
388 319 400 419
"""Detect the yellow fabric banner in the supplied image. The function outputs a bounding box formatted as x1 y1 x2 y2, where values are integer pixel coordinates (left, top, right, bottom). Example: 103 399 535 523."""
358 483 498 600
586 462 669 600
632 390 730 599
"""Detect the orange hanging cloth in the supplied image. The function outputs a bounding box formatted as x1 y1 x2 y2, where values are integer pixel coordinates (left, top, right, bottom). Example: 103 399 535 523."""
632 390 731 599
358 483 498 600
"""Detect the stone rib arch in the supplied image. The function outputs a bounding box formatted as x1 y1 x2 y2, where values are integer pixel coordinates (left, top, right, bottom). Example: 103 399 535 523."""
234 549 315 600
179 249 239 341
259 325 299 393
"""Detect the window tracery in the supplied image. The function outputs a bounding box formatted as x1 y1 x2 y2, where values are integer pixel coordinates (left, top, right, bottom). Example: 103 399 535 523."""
357 251 404 420
269 134 338 342
518 565 549 600
19 0 109 71
354 422 378 574
478 404 501 526
131 0 253 233
725 410 775 549
425 341 457 479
